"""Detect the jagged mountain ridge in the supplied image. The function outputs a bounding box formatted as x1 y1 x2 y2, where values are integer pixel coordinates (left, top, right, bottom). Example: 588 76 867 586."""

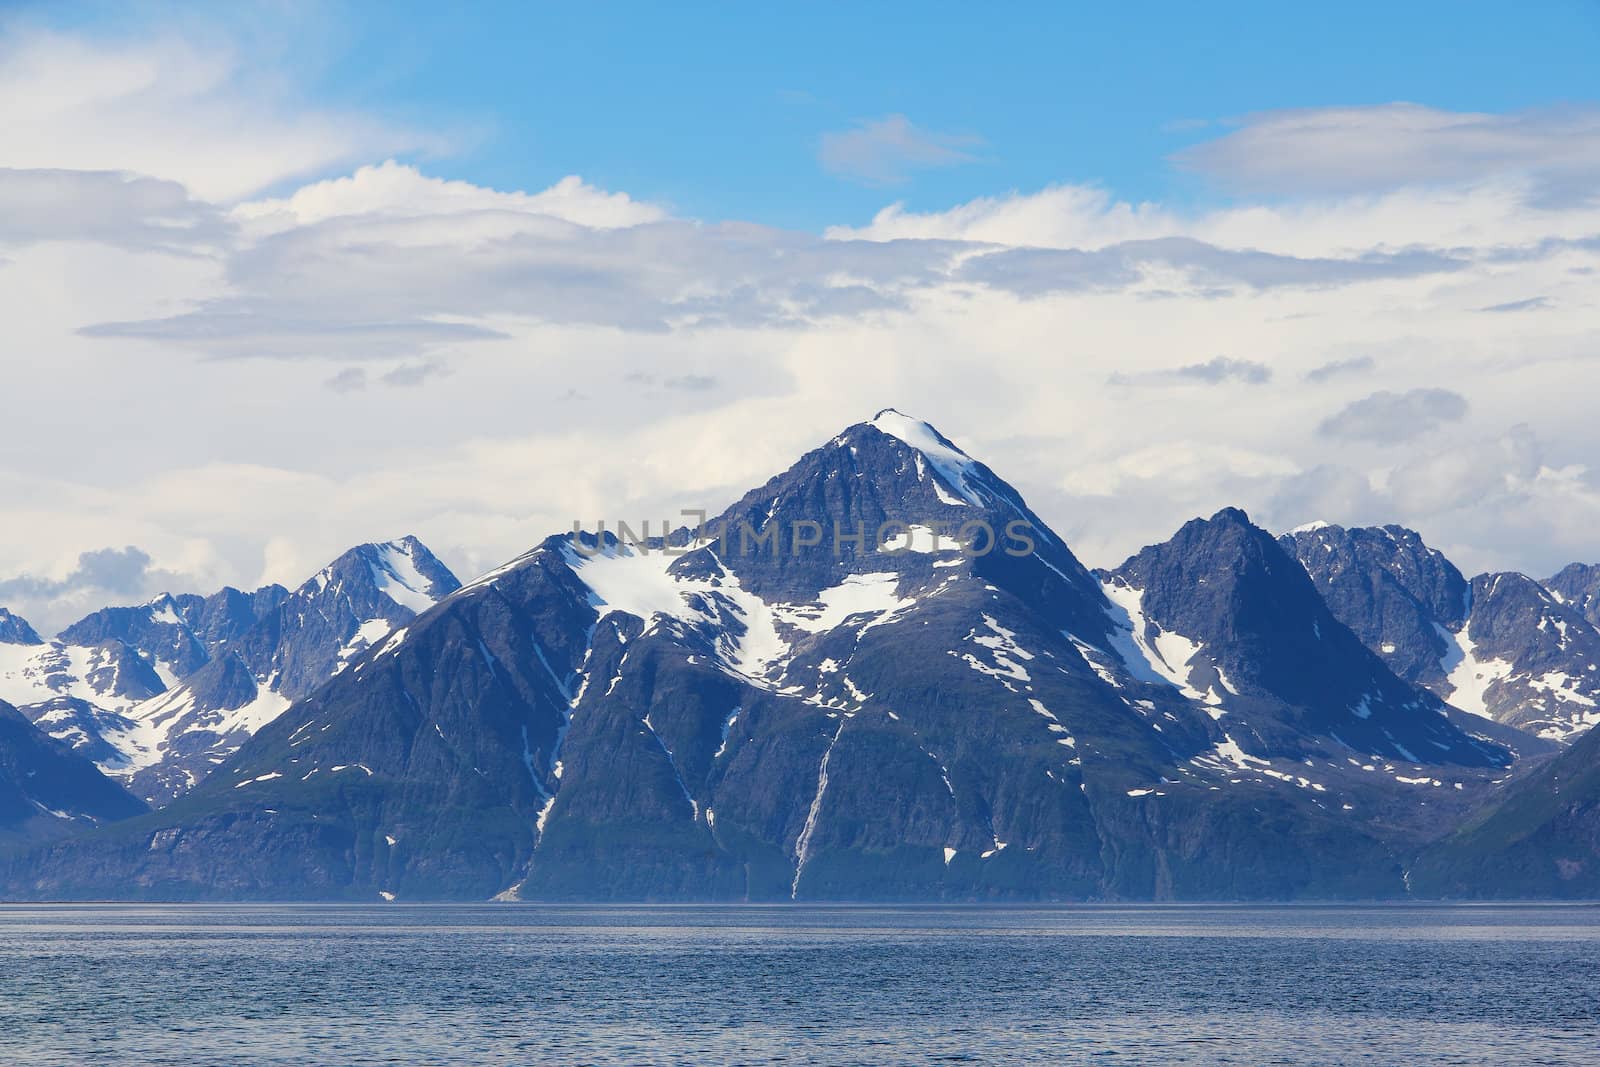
0 412 1520 902
1545 562 1600 629
0 536 460 804
1103 509 1506 768
1283 523 1600 743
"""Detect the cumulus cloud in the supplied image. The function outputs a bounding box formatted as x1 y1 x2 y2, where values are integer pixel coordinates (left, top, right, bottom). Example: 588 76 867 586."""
0 546 193 633
0 546 156 600
1317 389 1469 444
1173 103 1600 204
819 114 982 185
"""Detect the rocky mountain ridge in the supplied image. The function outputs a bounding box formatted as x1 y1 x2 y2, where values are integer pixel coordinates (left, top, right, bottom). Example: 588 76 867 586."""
1 411 1559 903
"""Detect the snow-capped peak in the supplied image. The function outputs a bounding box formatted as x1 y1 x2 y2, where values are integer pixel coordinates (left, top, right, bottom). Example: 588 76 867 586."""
145 595 184 627
1290 520 1335 534
867 408 989 506
367 537 450 614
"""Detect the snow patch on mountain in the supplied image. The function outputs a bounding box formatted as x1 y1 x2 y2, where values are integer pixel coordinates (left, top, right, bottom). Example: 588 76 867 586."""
0 641 149 715
879 525 959 554
370 540 447 615
336 618 397 672
1438 624 1514 719
869 408 989 506
1097 578 1214 703
561 542 920 691
786 573 914 634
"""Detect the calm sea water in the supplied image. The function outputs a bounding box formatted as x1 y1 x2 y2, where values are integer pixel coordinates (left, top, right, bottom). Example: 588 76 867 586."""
0 903 1596 1065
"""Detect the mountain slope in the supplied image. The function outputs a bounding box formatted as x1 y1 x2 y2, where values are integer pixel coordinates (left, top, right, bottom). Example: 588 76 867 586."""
1410 720 1600 898
1284 524 1600 743
0 700 145 842
0 414 1504 902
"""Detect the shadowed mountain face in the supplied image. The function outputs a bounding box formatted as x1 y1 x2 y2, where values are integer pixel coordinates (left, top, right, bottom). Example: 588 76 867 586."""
0 700 145 843
1279 524 1468 693
1105 510 1505 768
1284 524 1600 744
0 414 1515 903
0 609 42 646
0 537 460 806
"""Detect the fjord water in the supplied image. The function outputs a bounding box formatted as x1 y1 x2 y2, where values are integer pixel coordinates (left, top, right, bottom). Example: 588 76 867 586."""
2 905 1596 1065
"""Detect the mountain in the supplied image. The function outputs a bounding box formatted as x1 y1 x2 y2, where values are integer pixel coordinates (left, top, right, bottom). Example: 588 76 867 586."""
0 609 41 645
1276 524 1467 692
0 412 1515 902
0 699 145 842
1410 718 1600 898
1103 510 1506 768
1283 524 1600 743
0 623 165 718
0 537 459 805
233 536 461 700
1546 563 1600 629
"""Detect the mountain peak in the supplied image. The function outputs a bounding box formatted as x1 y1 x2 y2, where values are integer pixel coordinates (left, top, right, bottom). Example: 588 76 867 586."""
1206 506 1254 528
361 535 460 610
854 408 995 509
302 535 460 610
1112 509 1505 767
0 608 42 646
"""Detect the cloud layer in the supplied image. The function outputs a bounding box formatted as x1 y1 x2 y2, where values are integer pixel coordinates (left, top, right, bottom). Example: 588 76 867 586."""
1174 103 1600 205
3 25 1600 633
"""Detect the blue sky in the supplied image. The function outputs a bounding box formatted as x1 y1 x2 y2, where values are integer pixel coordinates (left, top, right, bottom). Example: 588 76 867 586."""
19 0 1600 226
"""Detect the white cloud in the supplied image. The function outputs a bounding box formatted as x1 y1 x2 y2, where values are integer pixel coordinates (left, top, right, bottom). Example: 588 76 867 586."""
1173 103 1600 204
831 176 1600 258
236 162 666 231
1318 388 1469 444
0 26 437 201
818 114 982 185
3 19 1600 630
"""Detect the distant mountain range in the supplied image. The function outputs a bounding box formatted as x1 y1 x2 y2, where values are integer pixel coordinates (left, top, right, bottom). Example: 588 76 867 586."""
1283 524 1600 743
0 536 459 804
0 411 1594 901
